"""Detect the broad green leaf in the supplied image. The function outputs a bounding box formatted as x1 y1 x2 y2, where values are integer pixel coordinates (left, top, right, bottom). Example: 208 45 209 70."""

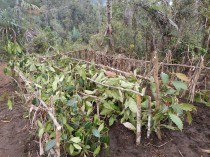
59 75 65 82
105 90 120 100
84 90 97 95
169 113 183 130
179 103 196 111
103 102 114 110
45 139 56 151
175 73 190 82
95 72 104 82
38 128 45 137
186 112 192 124
166 88 176 95
37 120 43 128
52 80 58 91
70 137 81 143
161 124 177 130
100 108 112 115
7 99 12 110
86 101 92 107
67 98 77 106
120 80 134 89
79 68 86 80
29 64 36 71
73 143 82 150
92 128 100 138
125 98 137 113
65 124 74 134
49 66 55 72
109 116 115 126
122 122 136 131
98 123 104 132
161 72 169 85
93 146 101 156
172 81 188 90
69 144 74 154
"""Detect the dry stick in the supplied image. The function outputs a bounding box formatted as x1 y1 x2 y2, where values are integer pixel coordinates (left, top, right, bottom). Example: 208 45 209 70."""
136 94 142 145
14 67 61 157
147 96 152 139
70 57 150 81
39 99 62 157
87 78 143 96
153 51 162 140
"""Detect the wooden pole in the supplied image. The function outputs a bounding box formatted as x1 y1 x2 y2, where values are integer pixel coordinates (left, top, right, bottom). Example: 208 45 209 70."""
153 50 162 140
136 94 141 145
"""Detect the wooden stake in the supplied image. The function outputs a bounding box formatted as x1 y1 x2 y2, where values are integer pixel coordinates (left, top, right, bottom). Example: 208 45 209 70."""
147 96 152 139
153 51 162 140
136 94 141 145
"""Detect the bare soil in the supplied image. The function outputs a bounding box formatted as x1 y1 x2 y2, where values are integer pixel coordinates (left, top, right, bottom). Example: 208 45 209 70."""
100 104 210 157
0 63 37 157
0 62 210 157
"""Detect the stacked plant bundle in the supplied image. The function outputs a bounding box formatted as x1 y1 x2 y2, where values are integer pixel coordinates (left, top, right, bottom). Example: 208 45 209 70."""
7 53 196 157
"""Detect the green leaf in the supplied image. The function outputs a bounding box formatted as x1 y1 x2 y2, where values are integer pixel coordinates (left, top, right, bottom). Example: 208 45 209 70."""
45 139 56 151
103 102 114 110
67 98 77 106
92 128 101 138
65 124 74 134
95 72 104 82
169 113 183 130
70 137 81 143
179 103 196 111
84 90 97 95
100 108 112 115
38 128 45 137
52 80 58 91
69 144 74 154
93 146 101 156
166 88 176 95
79 68 86 80
186 112 192 124
49 66 55 72
98 123 104 132
161 72 169 85
37 120 43 128
120 80 134 89
175 73 190 82
172 81 188 90
109 116 115 126
29 64 36 71
7 99 13 110
73 143 82 150
125 98 137 113
86 101 92 107
122 122 136 131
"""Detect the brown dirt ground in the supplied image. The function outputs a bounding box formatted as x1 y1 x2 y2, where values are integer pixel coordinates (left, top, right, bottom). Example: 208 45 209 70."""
100 104 210 157
0 63 37 157
0 63 210 157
